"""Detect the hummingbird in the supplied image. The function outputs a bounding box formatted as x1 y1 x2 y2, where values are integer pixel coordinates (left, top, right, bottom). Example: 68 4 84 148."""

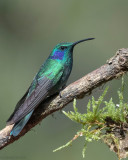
7 38 94 136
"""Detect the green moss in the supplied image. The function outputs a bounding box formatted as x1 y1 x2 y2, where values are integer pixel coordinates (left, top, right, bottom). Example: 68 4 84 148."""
53 78 128 159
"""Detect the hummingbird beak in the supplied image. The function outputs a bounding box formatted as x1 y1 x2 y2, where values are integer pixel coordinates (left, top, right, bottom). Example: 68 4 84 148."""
72 38 95 47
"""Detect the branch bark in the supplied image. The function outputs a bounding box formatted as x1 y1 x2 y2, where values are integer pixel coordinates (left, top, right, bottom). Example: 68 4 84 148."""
0 48 128 158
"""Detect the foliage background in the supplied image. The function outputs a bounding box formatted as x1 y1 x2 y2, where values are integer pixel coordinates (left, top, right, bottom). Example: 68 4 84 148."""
0 0 128 159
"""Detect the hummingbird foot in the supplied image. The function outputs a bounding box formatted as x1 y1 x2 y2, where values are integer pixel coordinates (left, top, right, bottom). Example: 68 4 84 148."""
59 85 67 98
59 91 63 98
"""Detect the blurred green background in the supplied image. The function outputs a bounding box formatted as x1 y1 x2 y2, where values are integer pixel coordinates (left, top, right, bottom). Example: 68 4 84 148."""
0 0 128 159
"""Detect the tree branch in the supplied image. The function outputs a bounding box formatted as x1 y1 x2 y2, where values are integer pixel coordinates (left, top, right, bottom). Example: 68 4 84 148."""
0 48 128 156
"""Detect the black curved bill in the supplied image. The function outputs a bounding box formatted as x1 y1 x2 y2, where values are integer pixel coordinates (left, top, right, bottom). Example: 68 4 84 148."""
72 38 95 47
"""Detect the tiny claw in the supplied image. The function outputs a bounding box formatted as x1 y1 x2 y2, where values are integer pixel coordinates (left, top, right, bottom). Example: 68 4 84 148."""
59 91 63 98
59 85 66 98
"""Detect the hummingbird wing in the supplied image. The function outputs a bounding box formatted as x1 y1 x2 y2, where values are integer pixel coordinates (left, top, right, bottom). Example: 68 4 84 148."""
7 89 29 123
7 61 64 125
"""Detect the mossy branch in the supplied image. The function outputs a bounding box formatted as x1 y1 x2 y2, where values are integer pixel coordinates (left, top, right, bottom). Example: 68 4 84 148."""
0 48 128 159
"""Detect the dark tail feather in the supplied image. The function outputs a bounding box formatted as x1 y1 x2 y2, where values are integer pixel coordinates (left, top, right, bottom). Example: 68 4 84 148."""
10 110 34 136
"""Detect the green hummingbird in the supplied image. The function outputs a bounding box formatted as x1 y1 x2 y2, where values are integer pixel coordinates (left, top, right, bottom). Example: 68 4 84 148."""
7 38 94 136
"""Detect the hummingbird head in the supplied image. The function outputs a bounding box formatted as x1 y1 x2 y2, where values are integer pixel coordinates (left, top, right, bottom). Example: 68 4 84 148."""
49 38 95 61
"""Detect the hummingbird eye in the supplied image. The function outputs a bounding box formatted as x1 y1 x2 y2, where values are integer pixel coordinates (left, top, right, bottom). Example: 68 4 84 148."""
60 46 67 50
